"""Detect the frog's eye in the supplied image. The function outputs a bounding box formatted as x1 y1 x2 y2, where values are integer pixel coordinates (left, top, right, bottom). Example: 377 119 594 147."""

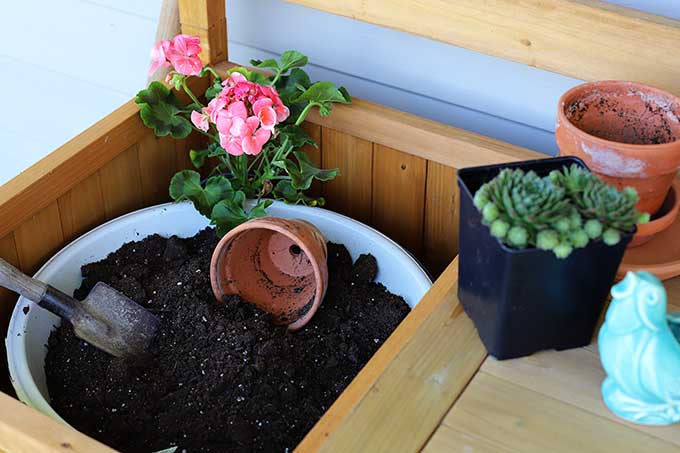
645 291 659 306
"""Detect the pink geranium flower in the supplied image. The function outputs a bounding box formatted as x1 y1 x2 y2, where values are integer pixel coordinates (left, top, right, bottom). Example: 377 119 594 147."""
149 40 172 75
219 133 244 156
231 116 271 155
259 85 290 122
252 98 277 131
190 111 209 132
167 34 202 76
215 101 248 135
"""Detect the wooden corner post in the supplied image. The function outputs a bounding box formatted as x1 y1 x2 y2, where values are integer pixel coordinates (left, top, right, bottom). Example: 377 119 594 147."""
178 0 228 64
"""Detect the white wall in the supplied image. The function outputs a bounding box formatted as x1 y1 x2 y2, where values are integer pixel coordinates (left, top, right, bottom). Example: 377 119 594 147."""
0 0 674 184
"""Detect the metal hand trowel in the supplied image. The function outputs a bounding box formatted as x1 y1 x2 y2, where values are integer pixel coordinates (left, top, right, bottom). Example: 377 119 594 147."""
0 258 159 359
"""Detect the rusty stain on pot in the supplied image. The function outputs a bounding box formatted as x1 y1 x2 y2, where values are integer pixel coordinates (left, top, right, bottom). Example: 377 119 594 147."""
581 143 647 176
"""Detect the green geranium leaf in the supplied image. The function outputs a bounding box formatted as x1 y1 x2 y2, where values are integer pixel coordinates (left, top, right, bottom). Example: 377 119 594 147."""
276 125 317 149
227 67 270 85
293 81 352 105
277 68 312 106
211 192 273 236
169 170 233 217
136 82 192 138
250 58 279 70
189 149 209 168
284 151 339 191
205 79 224 100
273 180 324 206
279 50 308 72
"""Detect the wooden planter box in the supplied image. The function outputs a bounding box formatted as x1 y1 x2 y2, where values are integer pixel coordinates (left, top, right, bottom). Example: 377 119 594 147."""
1 1 680 452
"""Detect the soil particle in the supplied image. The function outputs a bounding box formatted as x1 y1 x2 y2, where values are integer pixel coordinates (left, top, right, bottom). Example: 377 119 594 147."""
45 229 410 452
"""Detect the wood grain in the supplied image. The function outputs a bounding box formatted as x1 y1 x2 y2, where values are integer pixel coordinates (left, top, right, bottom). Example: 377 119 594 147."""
57 172 106 243
99 145 144 220
320 128 373 224
0 234 20 396
424 162 459 277
286 0 680 96
298 259 487 452
423 423 511 453
371 145 426 255
138 135 177 206
443 371 678 452
0 391 115 453
178 0 227 63
13 203 64 275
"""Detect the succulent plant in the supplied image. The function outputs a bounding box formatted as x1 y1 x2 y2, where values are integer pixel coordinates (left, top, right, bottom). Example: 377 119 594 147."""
473 165 649 258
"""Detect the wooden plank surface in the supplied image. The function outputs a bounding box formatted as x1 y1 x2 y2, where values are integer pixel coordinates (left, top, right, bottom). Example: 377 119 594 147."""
57 172 106 243
0 391 115 453
0 234 20 395
138 135 177 206
440 372 678 452
320 128 374 224
179 0 227 63
13 203 65 275
286 0 680 96
423 162 459 276
298 258 487 452
99 145 144 220
371 145 426 256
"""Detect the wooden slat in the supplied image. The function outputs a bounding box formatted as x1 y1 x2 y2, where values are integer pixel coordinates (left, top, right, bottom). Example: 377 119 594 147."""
99 145 144 220
0 101 149 240
424 162 459 276
443 372 678 452
423 423 511 453
482 347 680 447
178 0 227 64
286 0 680 96
371 145 426 255
0 234 20 395
301 122 322 198
57 172 106 243
320 128 373 224
213 61 540 170
138 135 177 206
298 259 487 452
0 391 115 453
14 203 64 275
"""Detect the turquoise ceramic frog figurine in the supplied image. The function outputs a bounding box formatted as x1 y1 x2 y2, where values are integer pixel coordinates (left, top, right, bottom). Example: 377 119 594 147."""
599 271 680 425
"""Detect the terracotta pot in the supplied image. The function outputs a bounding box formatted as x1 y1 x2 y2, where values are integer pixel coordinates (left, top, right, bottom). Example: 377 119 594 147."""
210 217 328 331
556 81 680 215
628 181 680 248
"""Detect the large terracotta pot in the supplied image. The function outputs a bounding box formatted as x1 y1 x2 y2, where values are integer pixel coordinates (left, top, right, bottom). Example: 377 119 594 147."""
556 81 680 215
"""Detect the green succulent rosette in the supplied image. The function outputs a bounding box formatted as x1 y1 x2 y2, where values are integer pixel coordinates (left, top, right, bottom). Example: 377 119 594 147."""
473 164 649 259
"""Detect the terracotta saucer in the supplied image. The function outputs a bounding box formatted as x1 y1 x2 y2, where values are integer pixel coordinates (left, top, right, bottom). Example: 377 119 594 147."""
628 182 679 248
618 181 680 280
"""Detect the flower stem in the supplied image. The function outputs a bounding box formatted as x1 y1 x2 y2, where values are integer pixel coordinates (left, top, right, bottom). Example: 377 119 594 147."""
182 79 204 108
294 103 317 126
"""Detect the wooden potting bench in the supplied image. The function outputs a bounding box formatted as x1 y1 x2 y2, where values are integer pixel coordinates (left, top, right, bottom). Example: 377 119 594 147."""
1 1 680 451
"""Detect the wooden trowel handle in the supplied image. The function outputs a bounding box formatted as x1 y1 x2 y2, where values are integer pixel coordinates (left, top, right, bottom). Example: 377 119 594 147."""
0 258 76 319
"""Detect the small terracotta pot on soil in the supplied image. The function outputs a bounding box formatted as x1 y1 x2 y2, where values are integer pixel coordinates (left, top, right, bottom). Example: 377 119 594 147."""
556 81 680 216
210 217 328 330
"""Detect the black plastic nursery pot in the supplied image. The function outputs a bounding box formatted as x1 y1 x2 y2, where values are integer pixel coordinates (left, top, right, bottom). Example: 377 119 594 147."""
457 156 634 360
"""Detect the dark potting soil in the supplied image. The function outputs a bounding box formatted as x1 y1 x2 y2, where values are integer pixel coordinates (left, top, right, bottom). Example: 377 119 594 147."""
45 229 410 453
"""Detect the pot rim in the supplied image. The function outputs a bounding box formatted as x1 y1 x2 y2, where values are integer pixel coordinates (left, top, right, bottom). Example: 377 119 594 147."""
557 80 680 154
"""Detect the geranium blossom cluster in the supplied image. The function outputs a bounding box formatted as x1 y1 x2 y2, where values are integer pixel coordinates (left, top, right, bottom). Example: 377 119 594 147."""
191 73 290 156
149 34 202 77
